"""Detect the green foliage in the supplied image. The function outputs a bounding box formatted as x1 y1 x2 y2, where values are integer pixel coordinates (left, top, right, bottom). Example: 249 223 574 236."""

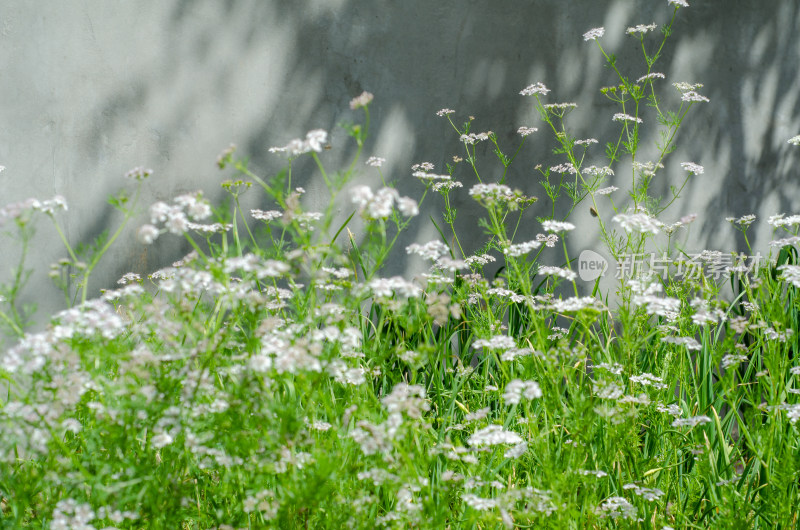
2 3 800 529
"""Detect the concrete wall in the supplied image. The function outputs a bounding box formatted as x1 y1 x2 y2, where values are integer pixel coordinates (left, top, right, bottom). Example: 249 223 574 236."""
1 1 798 332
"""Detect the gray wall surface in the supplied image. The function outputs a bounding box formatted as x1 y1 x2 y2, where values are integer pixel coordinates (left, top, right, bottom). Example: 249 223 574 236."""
1 1 799 332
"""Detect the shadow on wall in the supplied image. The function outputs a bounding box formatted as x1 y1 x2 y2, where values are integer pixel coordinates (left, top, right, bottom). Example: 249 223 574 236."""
7 0 800 327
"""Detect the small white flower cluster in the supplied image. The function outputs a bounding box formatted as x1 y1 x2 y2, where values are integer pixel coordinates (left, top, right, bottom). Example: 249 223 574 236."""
544 103 578 113
520 82 550 96
550 163 576 174
613 113 643 124
721 353 748 369
768 213 800 227
124 166 152 180
382 383 430 419
582 165 614 177
613 212 664 234
467 424 523 447
778 264 800 288
517 126 538 137
596 186 619 195
472 335 516 351
626 23 657 35
460 132 491 145
671 415 711 428
662 213 697 235
726 214 756 227
637 72 666 83
351 185 418 219
633 294 681 318
366 156 385 167
541 220 575 232
680 161 704 174
138 191 214 244
629 373 667 389
50 499 97 530
269 129 328 156
504 239 542 257
0 195 68 226
349 91 374 109
251 209 282 221
538 266 577 282
367 276 422 299
673 82 708 102
690 298 726 326
662 335 701 350
436 108 455 117
406 240 450 261
468 183 518 206
626 484 665 501
596 496 639 521
502 379 542 405
788 135 800 146
668 0 689 7
583 27 605 41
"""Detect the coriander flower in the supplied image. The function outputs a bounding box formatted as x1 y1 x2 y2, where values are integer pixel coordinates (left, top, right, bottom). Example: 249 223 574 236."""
468 425 523 447
613 212 663 234
541 220 576 232
637 72 665 83
517 126 538 136
583 27 605 41
504 239 542 257
681 91 709 103
672 415 711 428
520 82 550 96
436 108 455 116
366 156 385 167
596 186 619 195
681 162 704 174
137 224 159 245
349 91 374 109
626 23 657 35
787 135 800 146
668 0 689 6
125 166 152 180
538 266 578 281
613 113 643 124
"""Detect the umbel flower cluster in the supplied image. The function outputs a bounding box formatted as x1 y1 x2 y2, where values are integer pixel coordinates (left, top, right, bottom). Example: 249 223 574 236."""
3 1 800 528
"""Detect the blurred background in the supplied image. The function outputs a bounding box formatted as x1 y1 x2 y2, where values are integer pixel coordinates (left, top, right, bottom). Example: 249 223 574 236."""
0 0 798 332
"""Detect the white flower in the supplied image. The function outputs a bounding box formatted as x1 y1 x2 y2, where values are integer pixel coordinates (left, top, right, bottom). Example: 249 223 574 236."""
613 213 663 234
436 108 455 116
541 220 575 232
681 162 704 174
613 113 643 124
627 23 657 35
517 126 538 136
366 156 385 167
349 91 374 109
151 432 174 448
788 135 800 146
672 415 711 428
137 224 159 245
538 266 577 281
305 129 328 152
583 27 605 41
520 82 550 96
668 0 689 7
637 72 665 83
397 197 419 217
596 186 619 195
468 425 523 447
504 239 542 257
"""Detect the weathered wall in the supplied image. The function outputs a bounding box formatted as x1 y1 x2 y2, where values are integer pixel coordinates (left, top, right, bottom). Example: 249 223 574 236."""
1 1 798 332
